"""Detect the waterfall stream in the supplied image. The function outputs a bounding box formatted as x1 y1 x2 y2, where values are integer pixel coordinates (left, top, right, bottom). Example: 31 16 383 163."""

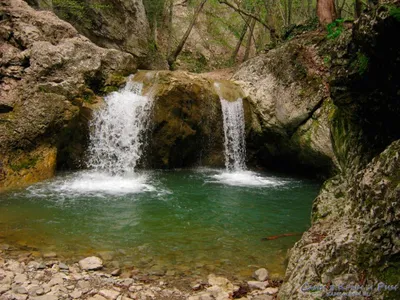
220 98 246 171
214 82 246 171
88 78 153 175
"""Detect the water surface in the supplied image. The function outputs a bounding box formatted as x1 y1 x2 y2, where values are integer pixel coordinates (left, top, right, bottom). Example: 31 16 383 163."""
0 169 320 279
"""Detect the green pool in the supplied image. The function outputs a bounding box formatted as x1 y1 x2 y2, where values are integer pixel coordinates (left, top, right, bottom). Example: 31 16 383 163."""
0 169 320 280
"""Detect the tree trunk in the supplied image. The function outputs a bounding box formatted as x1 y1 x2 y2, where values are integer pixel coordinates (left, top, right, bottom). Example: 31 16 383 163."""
287 0 293 24
231 18 249 62
167 0 174 56
243 18 256 62
307 0 312 17
355 0 362 19
317 0 337 26
152 15 158 49
167 0 207 69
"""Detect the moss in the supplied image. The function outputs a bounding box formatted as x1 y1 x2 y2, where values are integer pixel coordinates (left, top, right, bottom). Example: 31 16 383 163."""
80 88 96 104
10 156 39 172
351 51 369 75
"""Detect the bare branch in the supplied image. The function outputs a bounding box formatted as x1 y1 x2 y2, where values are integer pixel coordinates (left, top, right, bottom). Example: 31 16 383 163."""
218 0 272 31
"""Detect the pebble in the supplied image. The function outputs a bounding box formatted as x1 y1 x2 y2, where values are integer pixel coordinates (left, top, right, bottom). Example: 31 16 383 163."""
14 273 28 284
70 289 83 298
42 252 57 259
111 268 121 276
247 280 269 290
58 263 69 270
79 256 103 271
0 256 281 300
99 289 120 299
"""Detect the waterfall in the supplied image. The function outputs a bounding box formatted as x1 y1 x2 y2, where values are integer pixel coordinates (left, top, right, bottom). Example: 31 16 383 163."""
87 78 153 175
215 83 246 171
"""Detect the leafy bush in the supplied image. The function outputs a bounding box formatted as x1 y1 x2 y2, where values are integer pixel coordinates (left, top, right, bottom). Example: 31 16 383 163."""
326 19 344 39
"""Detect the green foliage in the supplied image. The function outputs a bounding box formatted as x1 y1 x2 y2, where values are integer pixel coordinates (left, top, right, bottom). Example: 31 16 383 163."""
323 55 331 66
326 19 344 39
283 18 319 40
142 0 165 26
179 51 208 73
351 51 369 75
53 0 110 27
389 6 400 22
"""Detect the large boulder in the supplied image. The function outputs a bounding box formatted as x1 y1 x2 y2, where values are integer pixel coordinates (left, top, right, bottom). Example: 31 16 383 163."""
0 0 137 191
233 32 338 176
133 70 248 168
24 0 151 61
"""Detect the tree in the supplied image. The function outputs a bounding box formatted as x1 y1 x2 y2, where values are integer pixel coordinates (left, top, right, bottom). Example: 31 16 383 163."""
243 18 256 61
317 0 337 25
167 0 208 69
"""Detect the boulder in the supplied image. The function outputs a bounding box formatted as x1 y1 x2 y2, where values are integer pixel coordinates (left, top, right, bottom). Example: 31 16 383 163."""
133 70 249 169
25 0 150 62
0 0 136 191
233 32 337 176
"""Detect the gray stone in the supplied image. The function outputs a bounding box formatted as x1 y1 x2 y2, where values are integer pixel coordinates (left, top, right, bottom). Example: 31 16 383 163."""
35 288 44 295
88 294 108 300
253 268 269 282
0 284 11 294
111 269 121 276
13 274 28 284
79 257 103 271
14 286 28 294
98 289 120 300
30 295 59 300
70 289 82 299
42 252 57 259
247 281 268 290
264 287 278 295
58 263 68 270
48 276 64 287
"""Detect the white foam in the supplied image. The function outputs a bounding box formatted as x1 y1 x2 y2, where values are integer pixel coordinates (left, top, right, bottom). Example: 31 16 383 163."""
27 171 155 198
210 170 285 187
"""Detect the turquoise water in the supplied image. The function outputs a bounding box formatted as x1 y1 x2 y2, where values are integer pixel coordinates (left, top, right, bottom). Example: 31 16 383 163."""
0 169 320 279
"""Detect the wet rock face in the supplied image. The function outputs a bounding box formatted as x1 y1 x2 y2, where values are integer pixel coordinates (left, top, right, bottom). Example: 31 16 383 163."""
233 34 336 177
133 71 249 169
279 140 400 300
0 0 137 191
24 0 151 61
279 3 400 299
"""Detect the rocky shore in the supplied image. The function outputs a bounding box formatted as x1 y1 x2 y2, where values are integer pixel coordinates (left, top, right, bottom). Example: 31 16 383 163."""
0 250 280 300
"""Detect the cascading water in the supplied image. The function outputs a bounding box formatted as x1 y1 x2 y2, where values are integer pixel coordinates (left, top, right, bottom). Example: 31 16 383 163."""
213 82 280 187
214 82 246 171
88 78 153 175
220 98 246 171
47 76 156 195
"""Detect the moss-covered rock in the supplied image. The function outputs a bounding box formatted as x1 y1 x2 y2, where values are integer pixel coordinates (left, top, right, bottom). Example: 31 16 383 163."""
132 70 249 168
279 2 400 299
